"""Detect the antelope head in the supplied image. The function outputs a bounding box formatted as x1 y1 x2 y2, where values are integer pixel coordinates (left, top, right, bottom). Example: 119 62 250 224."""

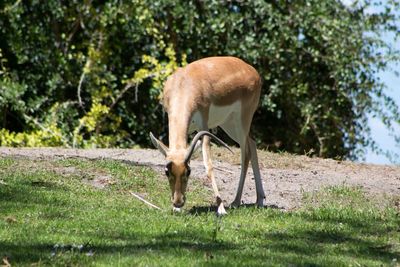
150 131 232 211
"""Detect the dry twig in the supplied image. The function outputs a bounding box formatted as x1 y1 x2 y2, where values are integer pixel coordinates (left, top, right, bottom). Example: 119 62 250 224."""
214 166 236 174
130 192 163 210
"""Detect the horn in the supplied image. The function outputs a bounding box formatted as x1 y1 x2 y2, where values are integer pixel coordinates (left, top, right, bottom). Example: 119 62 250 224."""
184 131 233 163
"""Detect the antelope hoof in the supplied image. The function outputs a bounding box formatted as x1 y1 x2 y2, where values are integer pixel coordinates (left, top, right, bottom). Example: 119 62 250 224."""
217 204 227 216
230 199 241 208
256 195 266 208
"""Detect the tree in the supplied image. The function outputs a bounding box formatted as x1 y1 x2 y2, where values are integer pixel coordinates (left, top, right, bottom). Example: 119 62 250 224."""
0 0 399 161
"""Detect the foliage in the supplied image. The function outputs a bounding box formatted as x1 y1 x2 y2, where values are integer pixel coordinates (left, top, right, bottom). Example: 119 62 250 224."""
0 157 399 266
0 0 399 160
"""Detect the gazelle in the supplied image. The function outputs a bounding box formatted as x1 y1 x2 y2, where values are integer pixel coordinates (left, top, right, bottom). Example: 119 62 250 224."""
150 56 265 215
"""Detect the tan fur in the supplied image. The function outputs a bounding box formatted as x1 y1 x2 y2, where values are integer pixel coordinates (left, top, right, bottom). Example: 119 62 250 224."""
169 161 186 207
152 56 265 213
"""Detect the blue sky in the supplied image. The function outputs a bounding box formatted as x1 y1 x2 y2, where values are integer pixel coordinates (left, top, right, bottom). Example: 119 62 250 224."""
362 4 400 165
340 0 399 165
339 0 400 164
365 68 400 165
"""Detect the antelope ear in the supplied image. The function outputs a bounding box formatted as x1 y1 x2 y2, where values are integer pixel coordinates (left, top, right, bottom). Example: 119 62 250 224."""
150 132 169 157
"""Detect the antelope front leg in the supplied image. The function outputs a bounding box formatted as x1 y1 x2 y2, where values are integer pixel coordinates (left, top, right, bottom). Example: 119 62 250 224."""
202 136 227 215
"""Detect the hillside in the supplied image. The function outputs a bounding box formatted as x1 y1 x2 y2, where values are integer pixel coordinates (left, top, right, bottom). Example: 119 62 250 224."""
1 147 399 211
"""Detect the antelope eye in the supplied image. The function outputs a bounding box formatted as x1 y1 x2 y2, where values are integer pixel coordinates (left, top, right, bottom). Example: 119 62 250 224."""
165 162 172 177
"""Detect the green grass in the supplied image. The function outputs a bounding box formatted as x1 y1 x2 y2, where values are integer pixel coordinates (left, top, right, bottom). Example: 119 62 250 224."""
0 157 399 266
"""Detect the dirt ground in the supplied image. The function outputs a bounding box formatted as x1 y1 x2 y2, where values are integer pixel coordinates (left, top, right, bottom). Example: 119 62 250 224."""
1 147 399 210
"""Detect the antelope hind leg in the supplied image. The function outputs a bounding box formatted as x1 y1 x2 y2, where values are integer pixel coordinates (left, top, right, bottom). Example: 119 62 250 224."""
231 137 251 208
248 137 266 207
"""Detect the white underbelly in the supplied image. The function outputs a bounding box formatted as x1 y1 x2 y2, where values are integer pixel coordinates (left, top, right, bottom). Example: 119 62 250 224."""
189 101 240 132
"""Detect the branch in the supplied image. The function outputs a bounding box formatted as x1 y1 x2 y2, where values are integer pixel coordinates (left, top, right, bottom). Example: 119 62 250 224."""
77 31 104 110
23 114 71 147
77 66 87 110
214 166 235 174
107 72 157 112
130 192 163 210
108 82 136 111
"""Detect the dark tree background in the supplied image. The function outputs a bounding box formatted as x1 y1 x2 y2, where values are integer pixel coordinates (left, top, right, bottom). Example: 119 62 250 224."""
0 0 399 161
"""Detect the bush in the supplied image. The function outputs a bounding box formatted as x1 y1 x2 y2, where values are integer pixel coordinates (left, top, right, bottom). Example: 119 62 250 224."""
0 0 399 161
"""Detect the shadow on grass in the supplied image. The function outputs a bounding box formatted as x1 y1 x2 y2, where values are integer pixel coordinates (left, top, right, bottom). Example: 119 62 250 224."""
0 243 55 265
188 203 283 215
0 230 235 265
2 208 399 266
261 227 400 263
0 176 72 207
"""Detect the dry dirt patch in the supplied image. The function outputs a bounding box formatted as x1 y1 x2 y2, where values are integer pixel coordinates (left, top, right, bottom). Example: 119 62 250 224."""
0 147 399 210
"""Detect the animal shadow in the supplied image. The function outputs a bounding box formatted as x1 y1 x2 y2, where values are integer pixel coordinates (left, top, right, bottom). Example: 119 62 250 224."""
188 203 283 215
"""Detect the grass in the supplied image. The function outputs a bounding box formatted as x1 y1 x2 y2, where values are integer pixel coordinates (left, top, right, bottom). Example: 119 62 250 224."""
0 157 399 266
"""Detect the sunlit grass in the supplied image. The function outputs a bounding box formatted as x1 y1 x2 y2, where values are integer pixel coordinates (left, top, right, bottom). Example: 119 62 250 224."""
0 157 399 266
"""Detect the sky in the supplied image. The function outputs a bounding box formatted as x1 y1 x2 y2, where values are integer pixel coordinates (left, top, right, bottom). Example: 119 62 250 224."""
361 3 400 165
364 68 400 165
339 0 399 165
